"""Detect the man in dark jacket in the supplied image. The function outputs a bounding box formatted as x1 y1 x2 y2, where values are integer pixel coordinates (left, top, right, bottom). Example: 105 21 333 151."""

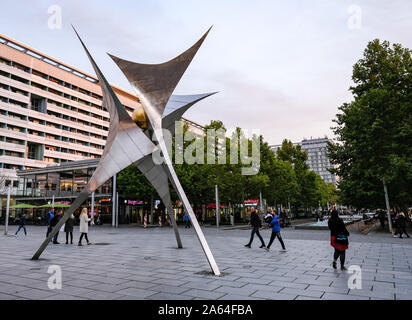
15 213 27 236
50 209 63 244
396 213 410 239
245 207 266 249
378 210 385 230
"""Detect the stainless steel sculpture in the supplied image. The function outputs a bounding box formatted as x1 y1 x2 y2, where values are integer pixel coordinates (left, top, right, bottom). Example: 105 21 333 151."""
109 27 221 276
134 93 216 250
32 28 221 276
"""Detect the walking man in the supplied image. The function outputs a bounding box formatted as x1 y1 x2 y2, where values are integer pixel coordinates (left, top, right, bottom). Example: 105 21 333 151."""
50 209 63 244
265 211 286 252
46 208 55 237
378 209 386 230
396 212 410 239
15 213 27 236
245 207 266 249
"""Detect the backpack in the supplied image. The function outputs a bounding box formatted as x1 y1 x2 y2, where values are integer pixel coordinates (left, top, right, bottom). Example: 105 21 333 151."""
264 214 273 223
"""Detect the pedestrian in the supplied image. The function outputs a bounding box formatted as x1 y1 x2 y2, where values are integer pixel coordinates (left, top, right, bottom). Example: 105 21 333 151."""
265 211 286 252
184 212 191 228
50 209 63 244
78 208 92 246
391 211 399 237
96 213 102 225
328 209 350 270
15 213 27 236
396 212 410 239
244 207 266 249
64 213 75 244
46 208 55 237
379 209 386 230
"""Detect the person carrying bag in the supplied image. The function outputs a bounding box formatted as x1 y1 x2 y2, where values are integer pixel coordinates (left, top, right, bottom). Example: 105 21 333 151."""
328 209 350 270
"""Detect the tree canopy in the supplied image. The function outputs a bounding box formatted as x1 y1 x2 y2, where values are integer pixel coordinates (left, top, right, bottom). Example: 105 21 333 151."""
328 39 412 210
118 122 336 214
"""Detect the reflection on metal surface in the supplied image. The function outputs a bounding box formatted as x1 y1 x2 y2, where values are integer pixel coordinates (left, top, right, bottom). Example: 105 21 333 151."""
162 93 217 134
110 27 221 276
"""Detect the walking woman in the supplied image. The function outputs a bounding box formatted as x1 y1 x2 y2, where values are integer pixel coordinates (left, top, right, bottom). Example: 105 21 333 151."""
328 209 350 270
78 208 92 246
65 213 75 244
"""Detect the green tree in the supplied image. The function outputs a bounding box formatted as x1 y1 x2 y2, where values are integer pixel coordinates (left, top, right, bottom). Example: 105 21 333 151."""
329 39 412 210
276 139 325 210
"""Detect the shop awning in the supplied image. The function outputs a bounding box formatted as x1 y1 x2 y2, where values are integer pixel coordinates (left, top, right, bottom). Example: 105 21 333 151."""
206 204 228 209
38 203 71 208
9 203 38 209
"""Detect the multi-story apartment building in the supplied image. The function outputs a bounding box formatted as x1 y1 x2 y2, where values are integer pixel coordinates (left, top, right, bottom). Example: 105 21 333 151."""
0 33 204 194
270 137 337 186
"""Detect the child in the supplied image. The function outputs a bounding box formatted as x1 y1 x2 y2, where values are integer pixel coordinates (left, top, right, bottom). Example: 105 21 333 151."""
265 211 286 252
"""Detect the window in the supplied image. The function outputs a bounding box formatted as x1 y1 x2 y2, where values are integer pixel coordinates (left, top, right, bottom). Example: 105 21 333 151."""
48 87 62 96
31 95 47 113
32 69 48 79
13 62 30 73
49 76 63 86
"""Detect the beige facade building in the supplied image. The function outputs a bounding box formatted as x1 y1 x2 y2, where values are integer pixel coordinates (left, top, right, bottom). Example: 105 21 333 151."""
0 33 204 194
270 137 338 186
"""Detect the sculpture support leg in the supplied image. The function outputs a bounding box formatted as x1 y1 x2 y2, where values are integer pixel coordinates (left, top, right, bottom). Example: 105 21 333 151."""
160 144 221 276
167 204 183 248
32 192 90 260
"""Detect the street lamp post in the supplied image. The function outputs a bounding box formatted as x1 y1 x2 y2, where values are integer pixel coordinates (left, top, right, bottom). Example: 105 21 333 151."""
383 178 393 233
91 191 95 226
4 184 11 236
112 174 116 227
215 184 219 228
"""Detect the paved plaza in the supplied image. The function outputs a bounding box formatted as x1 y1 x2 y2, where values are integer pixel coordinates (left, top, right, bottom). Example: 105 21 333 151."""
0 223 411 300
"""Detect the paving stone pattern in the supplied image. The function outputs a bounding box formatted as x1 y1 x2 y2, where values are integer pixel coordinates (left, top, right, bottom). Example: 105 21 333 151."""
1 224 411 300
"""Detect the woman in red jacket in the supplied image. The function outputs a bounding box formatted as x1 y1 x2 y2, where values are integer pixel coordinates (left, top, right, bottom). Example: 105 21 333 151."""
328 209 350 270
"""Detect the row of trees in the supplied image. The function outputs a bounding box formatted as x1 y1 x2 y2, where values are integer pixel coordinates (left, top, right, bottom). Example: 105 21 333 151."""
117 120 338 212
328 39 412 212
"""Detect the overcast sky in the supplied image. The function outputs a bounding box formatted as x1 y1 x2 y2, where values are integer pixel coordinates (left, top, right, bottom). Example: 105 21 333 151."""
1 0 412 145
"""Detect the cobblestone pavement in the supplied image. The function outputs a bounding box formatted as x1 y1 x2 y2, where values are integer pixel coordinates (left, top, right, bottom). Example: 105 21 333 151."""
0 223 411 300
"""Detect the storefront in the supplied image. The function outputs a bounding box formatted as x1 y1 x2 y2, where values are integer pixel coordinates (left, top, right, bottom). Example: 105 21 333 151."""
11 159 115 224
